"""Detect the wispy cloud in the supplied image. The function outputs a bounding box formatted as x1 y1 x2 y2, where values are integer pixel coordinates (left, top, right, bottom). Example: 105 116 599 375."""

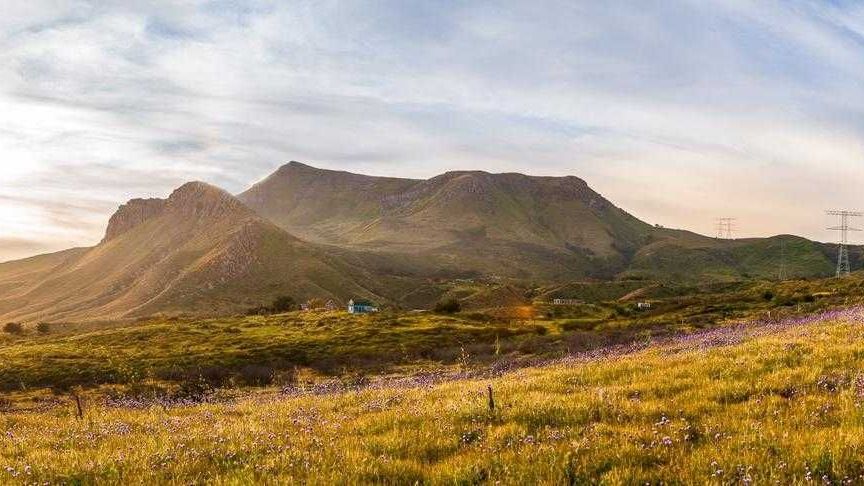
2 0 864 262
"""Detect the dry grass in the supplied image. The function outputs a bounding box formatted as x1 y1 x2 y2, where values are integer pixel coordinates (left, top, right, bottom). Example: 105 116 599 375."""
3 310 864 484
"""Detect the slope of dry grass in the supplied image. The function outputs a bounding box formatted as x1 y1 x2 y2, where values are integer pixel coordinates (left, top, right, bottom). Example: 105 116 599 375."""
3 309 864 484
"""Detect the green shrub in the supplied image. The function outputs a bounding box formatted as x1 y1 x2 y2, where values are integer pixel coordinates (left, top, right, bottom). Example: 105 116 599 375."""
434 298 462 314
271 295 297 313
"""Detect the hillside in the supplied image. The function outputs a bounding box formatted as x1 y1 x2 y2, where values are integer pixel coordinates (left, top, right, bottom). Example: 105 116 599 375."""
241 162 847 282
241 162 655 280
0 182 383 323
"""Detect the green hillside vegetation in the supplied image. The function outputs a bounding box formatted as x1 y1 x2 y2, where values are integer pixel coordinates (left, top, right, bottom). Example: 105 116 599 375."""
0 312 547 394
4 272 864 400
625 235 843 283
3 308 864 483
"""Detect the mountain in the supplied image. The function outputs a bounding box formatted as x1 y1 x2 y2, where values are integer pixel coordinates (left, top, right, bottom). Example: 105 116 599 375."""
1 162 854 323
241 162 849 282
0 182 383 323
240 162 653 280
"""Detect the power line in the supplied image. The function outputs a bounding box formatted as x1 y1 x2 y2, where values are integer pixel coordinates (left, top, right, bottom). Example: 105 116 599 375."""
826 210 862 278
715 218 735 240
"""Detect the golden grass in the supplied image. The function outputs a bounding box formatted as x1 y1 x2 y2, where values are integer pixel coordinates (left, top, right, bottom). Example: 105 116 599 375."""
4 315 864 484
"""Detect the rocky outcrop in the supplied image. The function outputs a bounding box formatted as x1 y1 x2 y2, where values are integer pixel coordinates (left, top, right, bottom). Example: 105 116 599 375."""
102 198 166 243
102 182 252 244
165 181 248 220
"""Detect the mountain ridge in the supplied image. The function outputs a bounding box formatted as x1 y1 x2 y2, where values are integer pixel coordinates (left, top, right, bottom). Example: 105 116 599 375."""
0 180 383 322
240 162 852 282
0 161 856 322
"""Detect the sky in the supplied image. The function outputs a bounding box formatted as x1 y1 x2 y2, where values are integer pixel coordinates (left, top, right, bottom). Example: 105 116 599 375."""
2 0 864 262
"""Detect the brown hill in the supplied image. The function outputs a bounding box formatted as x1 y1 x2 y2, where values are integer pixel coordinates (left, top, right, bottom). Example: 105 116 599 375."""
0 182 383 323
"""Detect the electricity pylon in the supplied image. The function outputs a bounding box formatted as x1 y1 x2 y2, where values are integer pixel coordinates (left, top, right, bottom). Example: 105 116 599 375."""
716 218 735 239
827 210 862 278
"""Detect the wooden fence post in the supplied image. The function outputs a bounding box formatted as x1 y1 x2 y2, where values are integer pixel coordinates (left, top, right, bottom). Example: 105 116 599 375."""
72 392 84 419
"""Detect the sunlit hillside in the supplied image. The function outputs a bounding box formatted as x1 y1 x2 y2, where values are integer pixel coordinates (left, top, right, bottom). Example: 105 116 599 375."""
3 309 864 484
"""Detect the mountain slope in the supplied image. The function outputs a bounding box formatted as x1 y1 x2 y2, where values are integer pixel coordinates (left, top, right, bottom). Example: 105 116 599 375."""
240 162 847 282
240 162 654 280
0 182 382 323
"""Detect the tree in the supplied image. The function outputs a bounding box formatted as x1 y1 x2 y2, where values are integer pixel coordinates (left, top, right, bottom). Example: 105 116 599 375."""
270 295 297 313
434 298 462 314
36 322 51 335
3 322 23 335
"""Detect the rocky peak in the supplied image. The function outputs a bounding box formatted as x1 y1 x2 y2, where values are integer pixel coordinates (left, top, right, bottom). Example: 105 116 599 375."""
166 181 248 219
102 182 253 244
102 198 166 243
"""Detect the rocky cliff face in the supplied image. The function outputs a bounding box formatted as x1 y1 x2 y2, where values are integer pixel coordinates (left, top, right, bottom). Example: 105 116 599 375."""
102 182 252 244
102 198 166 243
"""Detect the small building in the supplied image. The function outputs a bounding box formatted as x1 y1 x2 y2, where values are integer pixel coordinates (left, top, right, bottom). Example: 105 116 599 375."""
324 300 339 311
552 298 582 306
637 302 652 310
348 299 379 314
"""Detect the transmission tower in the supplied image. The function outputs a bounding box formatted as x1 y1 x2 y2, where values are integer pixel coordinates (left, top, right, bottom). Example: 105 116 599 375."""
827 210 862 278
716 218 735 239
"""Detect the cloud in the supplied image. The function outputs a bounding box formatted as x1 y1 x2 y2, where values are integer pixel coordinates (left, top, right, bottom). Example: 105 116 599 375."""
2 0 864 262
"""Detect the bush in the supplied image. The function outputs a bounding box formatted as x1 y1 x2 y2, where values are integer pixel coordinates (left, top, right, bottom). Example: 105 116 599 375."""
236 364 275 386
762 291 775 301
174 375 215 402
245 295 297 315
271 295 297 313
434 298 462 314
36 322 51 335
3 322 23 335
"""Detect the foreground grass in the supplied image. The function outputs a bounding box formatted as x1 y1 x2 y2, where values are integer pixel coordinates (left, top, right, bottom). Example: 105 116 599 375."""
4 310 864 484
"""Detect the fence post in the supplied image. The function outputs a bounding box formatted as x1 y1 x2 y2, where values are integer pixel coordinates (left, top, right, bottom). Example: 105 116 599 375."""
72 392 84 419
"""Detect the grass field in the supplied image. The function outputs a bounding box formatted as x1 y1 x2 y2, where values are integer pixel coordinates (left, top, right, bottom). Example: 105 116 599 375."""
4 275 864 484
2 274 864 397
2 308 864 484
